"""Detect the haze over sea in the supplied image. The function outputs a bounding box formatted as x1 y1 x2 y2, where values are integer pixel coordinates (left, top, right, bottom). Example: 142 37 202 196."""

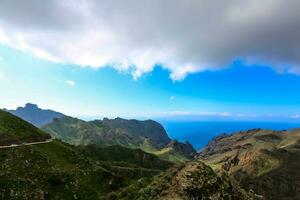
160 121 300 150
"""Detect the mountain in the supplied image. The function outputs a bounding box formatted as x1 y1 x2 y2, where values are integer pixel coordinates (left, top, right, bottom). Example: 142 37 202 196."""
42 116 171 148
7 103 64 127
43 116 196 162
197 128 300 200
0 110 174 199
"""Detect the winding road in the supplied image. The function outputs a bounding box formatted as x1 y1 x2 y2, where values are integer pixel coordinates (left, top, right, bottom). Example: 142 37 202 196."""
0 137 54 149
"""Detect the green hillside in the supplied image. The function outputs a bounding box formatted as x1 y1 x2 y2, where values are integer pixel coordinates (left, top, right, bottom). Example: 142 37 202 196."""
0 140 174 200
78 145 172 170
42 116 195 163
0 111 173 200
0 140 120 199
42 116 147 148
0 109 50 145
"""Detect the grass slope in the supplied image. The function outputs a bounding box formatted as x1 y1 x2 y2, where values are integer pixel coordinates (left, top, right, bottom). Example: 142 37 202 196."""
0 110 50 145
0 111 173 200
78 144 172 170
0 140 122 200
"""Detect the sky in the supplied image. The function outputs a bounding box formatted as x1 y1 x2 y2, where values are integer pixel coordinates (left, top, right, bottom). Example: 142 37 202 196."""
1 0 300 122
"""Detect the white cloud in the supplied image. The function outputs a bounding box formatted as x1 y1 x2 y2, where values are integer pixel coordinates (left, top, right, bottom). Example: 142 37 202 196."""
1 0 300 80
153 111 233 117
66 80 75 86
0 72 4 80
290 114 300 119
236 113 257 118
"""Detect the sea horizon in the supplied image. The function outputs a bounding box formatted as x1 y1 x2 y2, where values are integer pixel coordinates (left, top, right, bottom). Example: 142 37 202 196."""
160 120 300 150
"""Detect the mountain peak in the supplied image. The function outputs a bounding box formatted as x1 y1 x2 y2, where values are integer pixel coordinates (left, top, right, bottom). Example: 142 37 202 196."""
24 103 39 110
8 103 64 127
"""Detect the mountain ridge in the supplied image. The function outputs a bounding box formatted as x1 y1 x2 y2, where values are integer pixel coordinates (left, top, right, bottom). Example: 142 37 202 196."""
43 115 196 162
196 128 300 199
7 103 64 127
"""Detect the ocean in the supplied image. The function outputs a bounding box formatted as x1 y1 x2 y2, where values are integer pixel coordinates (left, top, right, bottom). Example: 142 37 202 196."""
159 121 300 150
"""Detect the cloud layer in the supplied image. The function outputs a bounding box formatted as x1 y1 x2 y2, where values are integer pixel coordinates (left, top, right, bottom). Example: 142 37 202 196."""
1 0 300 80
66 80 75 86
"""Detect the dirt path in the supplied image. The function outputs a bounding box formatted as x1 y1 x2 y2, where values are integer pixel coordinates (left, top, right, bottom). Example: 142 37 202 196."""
0 137 54 149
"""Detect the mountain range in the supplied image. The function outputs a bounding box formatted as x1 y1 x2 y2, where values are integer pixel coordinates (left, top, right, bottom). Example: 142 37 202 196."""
6 103 196 163
2 103 300 199
0 108 248 200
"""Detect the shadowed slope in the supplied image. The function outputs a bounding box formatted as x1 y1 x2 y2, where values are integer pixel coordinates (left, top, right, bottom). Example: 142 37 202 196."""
0 109 51 146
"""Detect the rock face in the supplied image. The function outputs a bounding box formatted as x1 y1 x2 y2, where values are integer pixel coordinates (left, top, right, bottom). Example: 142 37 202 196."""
197 128 300 200
99 117 172 149
197 133 230 157
7 103 64 127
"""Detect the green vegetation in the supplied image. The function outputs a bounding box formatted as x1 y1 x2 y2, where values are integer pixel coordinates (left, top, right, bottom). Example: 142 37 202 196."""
42 116 171 148
7 108 292 199
111 162 250 200
42 116 195 163
104 165 183 200
0 140 120 200
0 139 172 200
0 110 50 145
0 111 174 199
78 144 172 170
150 147 190 163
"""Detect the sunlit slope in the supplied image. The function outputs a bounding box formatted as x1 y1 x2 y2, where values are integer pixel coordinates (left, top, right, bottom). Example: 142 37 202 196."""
197 128 300 200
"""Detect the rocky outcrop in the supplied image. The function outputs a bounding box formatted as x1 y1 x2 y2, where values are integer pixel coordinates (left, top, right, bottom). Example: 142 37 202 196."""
99 117 171 149
141 161 253 200
165 140 196 157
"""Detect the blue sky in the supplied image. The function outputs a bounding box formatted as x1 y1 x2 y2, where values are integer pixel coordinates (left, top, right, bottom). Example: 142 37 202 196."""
1 45 300 122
